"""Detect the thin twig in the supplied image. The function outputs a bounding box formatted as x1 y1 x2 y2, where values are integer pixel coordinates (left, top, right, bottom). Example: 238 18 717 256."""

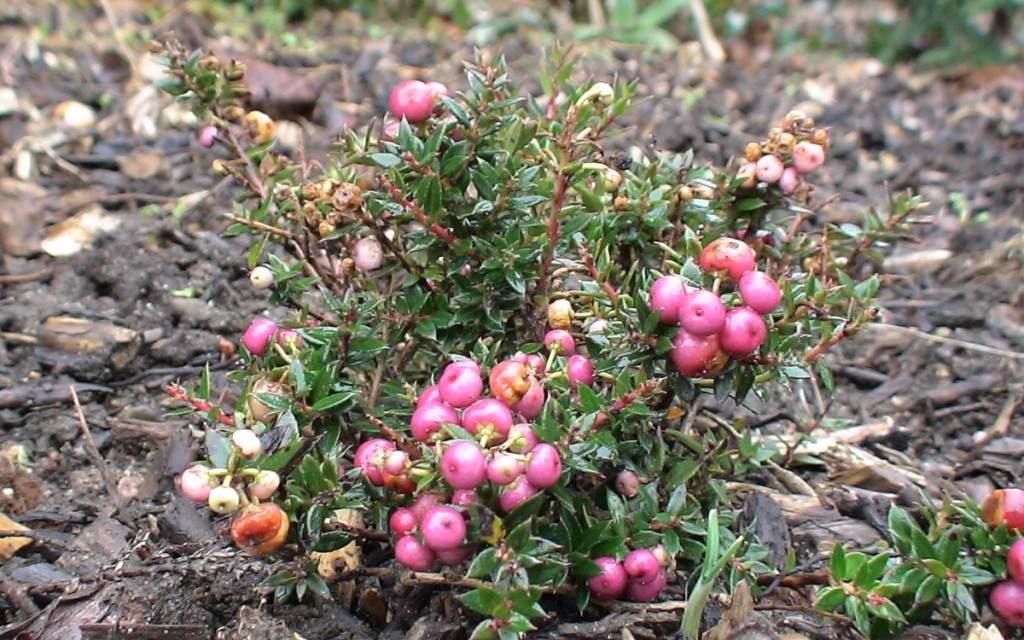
866 322 1024 360
70 385 126 517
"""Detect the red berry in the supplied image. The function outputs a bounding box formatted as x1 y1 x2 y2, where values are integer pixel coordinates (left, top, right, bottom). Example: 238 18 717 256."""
511 376 545 420
738 271 782 314
441 440 487 490
625 569 668 602
544 329 575 355
991 579 1024 627
394 534 436 571
588 557 628 600
1008 538 1024 583
242 318 278 356
792 141 825 174
461 398 514 443
180 465 212 502
486 453 525 486
389 80 434 124
719 306 768 355
498 475 540 513
670 329 728 378
567 354 595 389
410 401 459 442
650 276 687 325
390 507 419 537
679 289 726 337
526 443 562 489
354 438 396 486
983 489 1024 530
755 154 784 183
438 361 483 408
489 360 532 407
420 505 467 552
699 237 756 281
623 549 661 584
230 502 289 557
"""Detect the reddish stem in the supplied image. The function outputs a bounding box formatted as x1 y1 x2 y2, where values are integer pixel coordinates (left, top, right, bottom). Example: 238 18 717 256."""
164 384 235 427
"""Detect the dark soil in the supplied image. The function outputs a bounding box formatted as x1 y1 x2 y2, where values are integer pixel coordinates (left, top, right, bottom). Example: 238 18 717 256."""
1 2 1022 639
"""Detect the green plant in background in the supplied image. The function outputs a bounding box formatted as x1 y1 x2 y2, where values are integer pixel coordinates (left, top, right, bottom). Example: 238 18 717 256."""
815 498 1007 638
156 38 924 636
867 0 1024 68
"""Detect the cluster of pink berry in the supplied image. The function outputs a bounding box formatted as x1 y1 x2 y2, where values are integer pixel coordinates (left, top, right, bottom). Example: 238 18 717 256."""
240 317 303 356
353 342 595 571
984 489 1024 626
650 237 782 378
588 546 673 602
735 109 831 195
384 79 451 139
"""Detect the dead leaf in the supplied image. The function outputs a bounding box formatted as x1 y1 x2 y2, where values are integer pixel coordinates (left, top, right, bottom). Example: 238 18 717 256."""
40 204 120 256
117 152 167 180
0 512 33 560
212 50 320 120
0 177 47 255
312 508 362 607
964 622 1005 640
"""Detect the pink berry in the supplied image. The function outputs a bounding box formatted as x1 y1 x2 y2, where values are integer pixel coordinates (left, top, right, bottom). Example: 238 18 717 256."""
719 306 768 355
389 80 434 124
382 119 401 141
417 384 443 408
567 355 595 389
498 476 540 513
486 453 525 486
615 470 640 498
512 351 546 377
232 429 262 459
652 544 672 568
698 237 756 281
991 579 1024 627
249 265 274 289
249 470 280 500
410 401 459 442
792 141 825 174
451 488 478 508
779 166 802 194
384 450 409 476
354 438 396 486
625 569 668 602
526 443 562 489
755 154 784 183
544 329 575 355
511 377 545 420
436 544 475 565
738 271 782 314
275 328 303 349
588 557 628 600
410 493 446 521
420 505 467 552
623 549 661 584
670 329 728 378
425 81 449 115
678 289 726 337
198 124 217 148
507 423 539 454
180 465 212 502
394 534 436 571
353 237 383 271
461 398 514 443
1008 538 1024 583
440 440 487 490
735 162 757 189
242 318 278 356
588 319 609 334
389 507 419 537
438 361 483 408
650 276 687 325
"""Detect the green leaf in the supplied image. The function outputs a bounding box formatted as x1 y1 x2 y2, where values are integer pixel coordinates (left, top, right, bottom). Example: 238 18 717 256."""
829 543 847 580
467 547 499 578
206 430 231 468
461 587 505 616
311 392 355 413
814 585 846 611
